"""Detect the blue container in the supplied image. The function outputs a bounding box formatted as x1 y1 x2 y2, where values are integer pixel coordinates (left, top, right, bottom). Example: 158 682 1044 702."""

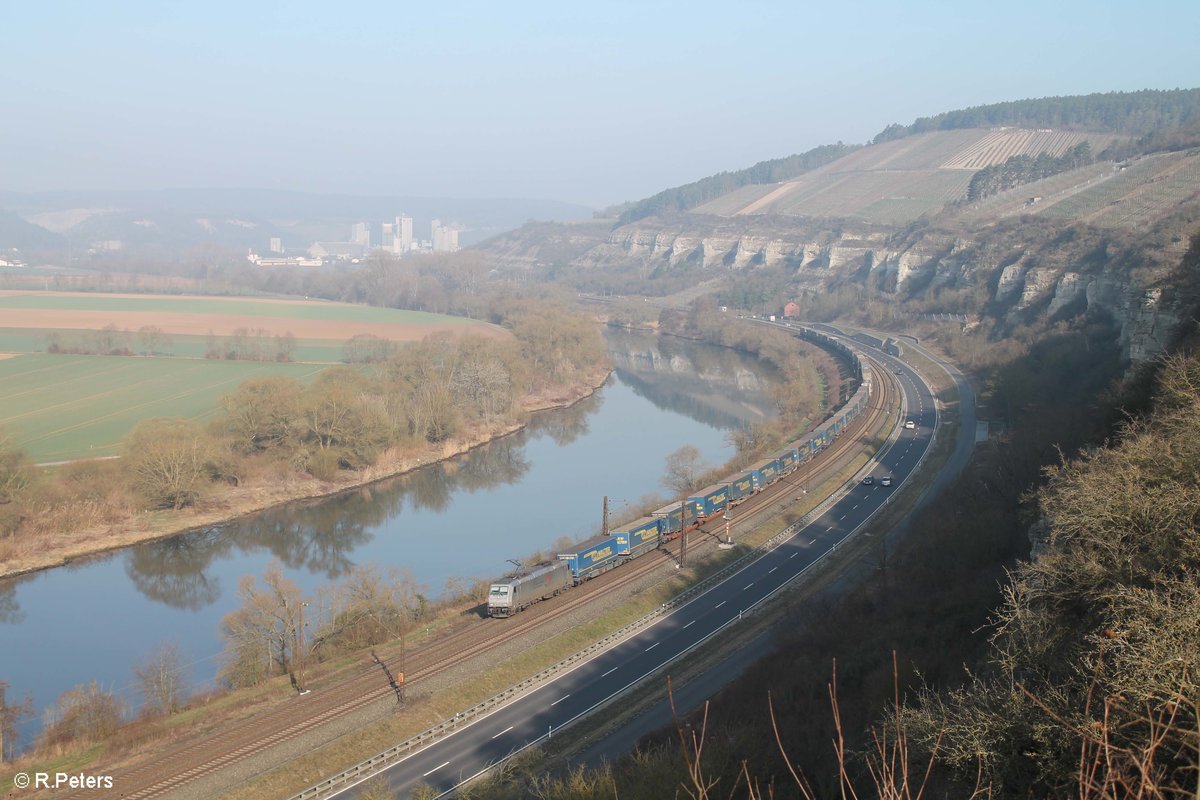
652 500 700 536
751 456 782 486
557 533 622 580
688 482 731 519
614 516 662 557
728 472 756 504
775 446 801 473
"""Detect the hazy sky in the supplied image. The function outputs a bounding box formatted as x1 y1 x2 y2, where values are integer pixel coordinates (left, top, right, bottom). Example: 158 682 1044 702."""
3 1 1197 208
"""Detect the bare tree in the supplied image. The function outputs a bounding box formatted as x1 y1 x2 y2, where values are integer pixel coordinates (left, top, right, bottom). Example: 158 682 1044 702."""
134 642 186 716
662 445 710 495
0 681 33 763
122 418 215 510
219 561 305 688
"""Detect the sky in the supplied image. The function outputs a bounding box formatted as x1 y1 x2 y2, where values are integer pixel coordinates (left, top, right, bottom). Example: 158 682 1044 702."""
2 0 1198 209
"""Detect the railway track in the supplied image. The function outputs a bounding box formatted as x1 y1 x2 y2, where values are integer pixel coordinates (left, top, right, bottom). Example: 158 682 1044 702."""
63 354 896 800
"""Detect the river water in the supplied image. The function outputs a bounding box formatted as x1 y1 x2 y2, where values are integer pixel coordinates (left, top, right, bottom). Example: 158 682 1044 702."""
0 330 778 746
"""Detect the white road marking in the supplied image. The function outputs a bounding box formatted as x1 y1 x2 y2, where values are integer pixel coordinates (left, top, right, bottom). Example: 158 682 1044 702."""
683 619 696 629
646 642 660 652
790 552 798 559
552 694 570 706
424 761 450 777
715 600 726 609
602 666 618 677
743 582 754 591
768 566 778 574
492 726 513 739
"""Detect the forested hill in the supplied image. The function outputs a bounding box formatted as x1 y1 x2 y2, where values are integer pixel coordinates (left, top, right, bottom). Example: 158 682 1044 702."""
872 87 1200 143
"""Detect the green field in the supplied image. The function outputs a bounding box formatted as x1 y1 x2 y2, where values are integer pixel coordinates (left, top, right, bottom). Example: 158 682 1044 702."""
0 354 327 462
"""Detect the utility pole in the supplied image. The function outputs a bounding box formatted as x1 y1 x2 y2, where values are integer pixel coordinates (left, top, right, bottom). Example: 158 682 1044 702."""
296 601 309 694
679 498 688 568
602 495 609 537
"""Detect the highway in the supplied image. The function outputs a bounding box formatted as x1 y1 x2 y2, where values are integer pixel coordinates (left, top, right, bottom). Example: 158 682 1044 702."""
323 329 947 799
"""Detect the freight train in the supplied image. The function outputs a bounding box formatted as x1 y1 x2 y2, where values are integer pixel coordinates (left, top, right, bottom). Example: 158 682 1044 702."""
486 333 872 618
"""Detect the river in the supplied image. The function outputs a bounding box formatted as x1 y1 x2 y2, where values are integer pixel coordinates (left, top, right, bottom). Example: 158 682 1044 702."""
0 330 779 747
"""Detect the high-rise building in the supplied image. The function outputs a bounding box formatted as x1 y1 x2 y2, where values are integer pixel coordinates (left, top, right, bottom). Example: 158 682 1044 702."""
351 222 370 248
269 237 283 254
431 219 460 253
395 215 413 253
381 223 395 249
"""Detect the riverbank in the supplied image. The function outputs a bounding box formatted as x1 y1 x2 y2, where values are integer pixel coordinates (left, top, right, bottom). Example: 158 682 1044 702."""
0 366 611 581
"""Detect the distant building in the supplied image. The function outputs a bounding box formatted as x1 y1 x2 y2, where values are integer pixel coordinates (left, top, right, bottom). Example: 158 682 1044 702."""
381 223 395 249
351 222 370 248
431 219 460 253
396 214 413 253
309 241 368 260
269 237 283 254
783 301 800 319
247 249 321 267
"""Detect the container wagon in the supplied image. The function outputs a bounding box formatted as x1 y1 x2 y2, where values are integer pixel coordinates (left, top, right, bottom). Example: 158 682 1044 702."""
750 456 782 487
487 560 573 617
727 472 756 506
775 446 801 475
613 516 662 558
688 482 731 520
557 533 622 581
651 500 701 539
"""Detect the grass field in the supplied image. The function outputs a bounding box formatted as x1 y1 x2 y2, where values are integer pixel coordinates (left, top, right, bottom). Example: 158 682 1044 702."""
0 354 327 462
0 291 500 463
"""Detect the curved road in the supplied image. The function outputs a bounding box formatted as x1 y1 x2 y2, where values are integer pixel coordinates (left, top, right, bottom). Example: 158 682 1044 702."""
330 328 969 798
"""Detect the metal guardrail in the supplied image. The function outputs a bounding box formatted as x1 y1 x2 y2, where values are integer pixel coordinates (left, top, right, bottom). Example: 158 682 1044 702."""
290 329 901 800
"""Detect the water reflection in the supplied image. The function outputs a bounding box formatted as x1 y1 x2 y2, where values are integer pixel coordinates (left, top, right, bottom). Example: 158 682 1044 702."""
0 577 26 623
121 425 537 608
106 331 779 611
603 329 781 430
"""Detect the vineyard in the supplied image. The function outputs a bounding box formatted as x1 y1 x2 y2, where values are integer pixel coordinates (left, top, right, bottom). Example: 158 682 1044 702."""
689 128 1131 224
940 129 1123 169
1044 150 1200 228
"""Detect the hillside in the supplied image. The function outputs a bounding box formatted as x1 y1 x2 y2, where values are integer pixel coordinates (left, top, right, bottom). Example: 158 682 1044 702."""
693 128 1126 223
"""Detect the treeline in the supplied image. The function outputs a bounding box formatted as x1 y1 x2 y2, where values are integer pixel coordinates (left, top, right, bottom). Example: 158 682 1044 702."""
966 142 1093 201
0 296 606 538
873 88 1200 143
45 324 175 357
615 143 860 225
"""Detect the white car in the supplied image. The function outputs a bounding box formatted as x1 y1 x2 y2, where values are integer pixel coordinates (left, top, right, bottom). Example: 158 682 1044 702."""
881 476 892 487
904 420 916 430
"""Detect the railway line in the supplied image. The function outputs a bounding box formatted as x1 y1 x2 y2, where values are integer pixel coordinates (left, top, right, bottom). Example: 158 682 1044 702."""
62 347 897 800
